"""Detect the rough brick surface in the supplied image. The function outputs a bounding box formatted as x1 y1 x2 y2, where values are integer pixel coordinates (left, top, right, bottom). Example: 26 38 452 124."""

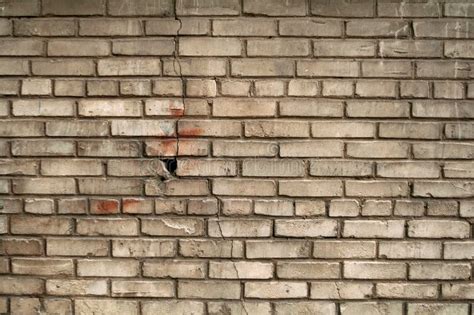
0 0 473 313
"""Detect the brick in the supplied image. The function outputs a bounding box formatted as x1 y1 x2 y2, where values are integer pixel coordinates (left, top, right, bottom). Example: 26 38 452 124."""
343 220 405 238
245 282 307 299
243 159 305 177
311 282 373 300
47 279 108 296
246 240 310 258
77 218 138 236
314 241 376 259
0 19 10 35
416 61 470 79
344 261 406 279
248 39 309 56
280 180 343 197
0 39 43 56
163 58 226 76
254 80 285 96
179 281 240 299
322 80 353 96
186 79 216 97
311 0 374 17
414 20 474 38
446 123 474 139
281 100 343 117
20 79 52 95
47 121 108 137
213 99 276 117
245 121 309 138
12 258 73 276
1 238 43 255
413 181 474 198
0 59 29 75
408 220 469 239
460 201 474 217
275 219 337 237
453 34 474 54
209 261 273 279
346 181 409 197
377 0 441 17
112 280 174 297
355 80 397 98
298 60 359 77
0 0 40 16
14 19 75 36
312 121 374 137
43 0 105 15
75 300 137 315
55 80 84 96
222 199 253 216
329 200 360 217
0 277 43 295
408 303 468 315
121 80 151 96
379 122 440 139
314 39 376 57
379 241 441 259
180 37 241 56
434 82 464 99
401 81 429 98
80 19 142 36
409 262 471 280
78 178 142 195
213 19 276 36
360 200 391 216
144 260 205 279
112 120 175 137
346 20 409 37
146 18 210 35
209 302 271 315
377 283 438 299
13 178 75 195
232 59 294 77
412 101 474 118
0 80 19 95
288 79 319 96
275 302 335 315
48 39 109 56
380 40 443 57
142 301 204 315
281 141 343 157
413 143 474 160
426 201 458 217
362 60 412 78
98 58 161 76
77 259 139 277
445 2 474 17
142 218 204 236
340 302 402 315
177 120 240 138
253 200 292 216
279 19 342 37
78 140 141 157
180 239 243 258
11 216 72 235
108 0 173 16
377 162 440 178
32 59 95 76
394 200 425 217
0 160 38 175
213 140 277 157
277 262 340 279
57 198 87 214
244 0 305 16
176 0 240 15
213 179 275 196
88 81 117 96
47 238 108 256
0 120 43 137
13 99 74 116
311 160 373 177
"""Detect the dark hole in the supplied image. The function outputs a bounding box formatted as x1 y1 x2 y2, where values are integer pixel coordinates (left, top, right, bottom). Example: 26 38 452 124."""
163 158 177 175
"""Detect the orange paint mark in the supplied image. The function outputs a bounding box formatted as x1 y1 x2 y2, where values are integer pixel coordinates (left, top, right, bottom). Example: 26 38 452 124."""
179 127 204 137
122 198 140 207
170 108 184 117
91 200 119 214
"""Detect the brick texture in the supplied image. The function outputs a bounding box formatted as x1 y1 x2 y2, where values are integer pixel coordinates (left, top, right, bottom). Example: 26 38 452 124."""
0 0 473 313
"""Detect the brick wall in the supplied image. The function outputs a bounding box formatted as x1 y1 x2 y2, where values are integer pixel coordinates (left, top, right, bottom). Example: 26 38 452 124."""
0 0 473 313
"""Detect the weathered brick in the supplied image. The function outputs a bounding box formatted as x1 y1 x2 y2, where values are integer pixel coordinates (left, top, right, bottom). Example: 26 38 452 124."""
414 20 474 38
245 121 309 138
377 0 441 17
408 220 470 239
346 181 409 197
362 60 412 77
213 19 276 36
80 19 142 36
346 20 409 37
75 300 138 315
108 0 173 16
11 216 72 235
311 160 373 177
180 37 241 56
32 59 95 76
407 303 468 315
340 302 403 315
379 241 441 259
0 277 43 295
48 39 109 56
245 281 308 299
43 0 105 15
47 279 108 296
311 282 373 300
98 58 161 76
380 40 443 57
14 19 75 36
77 218 138 236
314 39 376 57
0 59 29 75
47 121 108 137
143 301 204 315
281 100 343 117
413 181 474 198
298 60 359 77
179 281 241 299
311 0 374 17
163 58 226 76
209 261 273 279
112 120 175 137
281 141 343 157
377 283 438 299
409 262 471 280
248 39 309 56
279 19 342 37
146 18 210 35
344 261 406 279
112 280 174 297
232 59 294 77
280 180 343 197
12 258 73 276
377 162 440 178
177 0 240 15
47 238 108 256
344 220 405 238
314 241 376 259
